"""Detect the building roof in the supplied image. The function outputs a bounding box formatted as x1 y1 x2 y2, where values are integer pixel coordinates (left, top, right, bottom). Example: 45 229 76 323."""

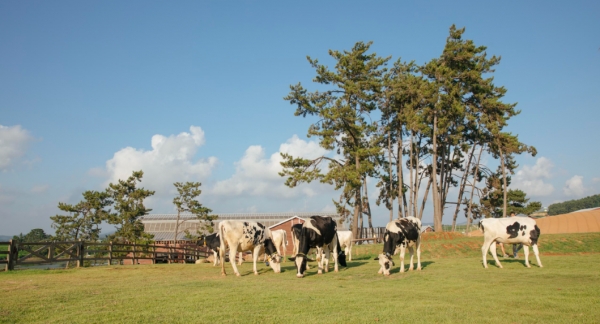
268 216 306 229
141 212 341 240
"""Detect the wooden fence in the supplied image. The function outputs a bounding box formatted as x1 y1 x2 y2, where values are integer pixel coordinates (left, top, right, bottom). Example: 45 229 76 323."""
0 240 210 271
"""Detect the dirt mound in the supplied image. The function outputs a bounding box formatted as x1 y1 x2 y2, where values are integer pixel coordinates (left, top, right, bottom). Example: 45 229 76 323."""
536 209 600 234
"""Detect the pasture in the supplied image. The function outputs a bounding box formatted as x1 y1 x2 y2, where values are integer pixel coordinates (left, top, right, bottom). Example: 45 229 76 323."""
1 233 599 323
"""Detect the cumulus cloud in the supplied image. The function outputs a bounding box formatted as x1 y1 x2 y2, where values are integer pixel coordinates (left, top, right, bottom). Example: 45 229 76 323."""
0 125 35 170
96 126 218 198
563 175 586 197
511 157 554 196
212 135 330 199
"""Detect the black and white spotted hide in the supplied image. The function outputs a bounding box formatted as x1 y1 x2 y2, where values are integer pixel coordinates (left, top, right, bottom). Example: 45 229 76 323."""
289 216 346 278
375 216 422 276
479 217 543 269
219 220 282 276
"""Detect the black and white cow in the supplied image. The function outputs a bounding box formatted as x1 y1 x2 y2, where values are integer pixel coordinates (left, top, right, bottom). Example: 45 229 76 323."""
197 233 244 266
198 233 222 266
479 217 543 268
375 216 422 276
219 220 282 276
289 216 347 278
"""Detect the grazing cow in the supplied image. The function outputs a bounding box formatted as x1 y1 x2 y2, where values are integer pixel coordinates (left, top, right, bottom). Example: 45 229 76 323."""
271 229 288 262
337 230 353 261
375 216 422 276
219 221 282 276
198 233 221 266
197 233 244 266
289 216 347 278
479 217 543 269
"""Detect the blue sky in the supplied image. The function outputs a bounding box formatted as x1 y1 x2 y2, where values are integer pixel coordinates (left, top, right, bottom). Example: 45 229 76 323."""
1 1 599 235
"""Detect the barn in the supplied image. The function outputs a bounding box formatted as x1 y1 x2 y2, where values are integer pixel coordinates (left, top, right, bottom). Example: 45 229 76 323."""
268 216 306 255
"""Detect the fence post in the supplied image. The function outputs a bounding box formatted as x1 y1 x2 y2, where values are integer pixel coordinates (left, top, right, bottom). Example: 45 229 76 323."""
108 241 113 266
132 242 136 265
77 239 84 268
6 240 15 271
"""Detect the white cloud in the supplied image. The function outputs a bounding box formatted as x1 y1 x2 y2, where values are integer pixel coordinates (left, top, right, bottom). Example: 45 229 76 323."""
511 157 554 196
212 135 330 199
593 177 600 183
0 125 35 170
96 126 218 198
563 175 586 197
31 185 49 194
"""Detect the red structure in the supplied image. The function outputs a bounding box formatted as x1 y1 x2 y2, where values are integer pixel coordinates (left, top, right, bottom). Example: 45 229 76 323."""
268 216 306 255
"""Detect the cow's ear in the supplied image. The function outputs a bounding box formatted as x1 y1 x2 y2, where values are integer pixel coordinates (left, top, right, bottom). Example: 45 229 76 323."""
288 257 296 261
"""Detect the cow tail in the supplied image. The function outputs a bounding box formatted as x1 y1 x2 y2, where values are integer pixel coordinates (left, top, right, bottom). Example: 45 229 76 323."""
479 221 485 234
283 231 288 246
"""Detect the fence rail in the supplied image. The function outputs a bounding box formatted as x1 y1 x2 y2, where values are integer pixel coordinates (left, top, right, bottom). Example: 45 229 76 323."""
2 240 210 271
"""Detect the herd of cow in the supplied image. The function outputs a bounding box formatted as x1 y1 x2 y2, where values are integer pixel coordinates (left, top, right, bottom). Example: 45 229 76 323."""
198 215 543 277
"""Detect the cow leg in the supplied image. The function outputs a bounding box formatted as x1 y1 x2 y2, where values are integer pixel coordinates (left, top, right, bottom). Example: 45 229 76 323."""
323 245 331 273
348 243 352 262
252 245 261 275
332 239 339 273
532 244 543 267
481 239 493 269
213 251 219 266
489 241 503 268
407 246 414 271
523 245 531 268
317 247 324 274
399 245 406 273
228 245 241 276
415 238 422 271
238 252 244 266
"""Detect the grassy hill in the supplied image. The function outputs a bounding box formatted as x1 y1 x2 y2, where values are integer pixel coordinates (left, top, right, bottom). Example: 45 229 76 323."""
0 232 599 323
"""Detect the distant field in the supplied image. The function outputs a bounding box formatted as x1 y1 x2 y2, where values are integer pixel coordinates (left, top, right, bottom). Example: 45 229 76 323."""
1 233 599 323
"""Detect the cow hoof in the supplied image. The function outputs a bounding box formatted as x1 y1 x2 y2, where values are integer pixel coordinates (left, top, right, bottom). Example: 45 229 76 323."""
296 274 304 278
384 273 390 277
221 273 226 276
254 272 259 275
416 267 422 271
235 273 241 277
317 270 322 275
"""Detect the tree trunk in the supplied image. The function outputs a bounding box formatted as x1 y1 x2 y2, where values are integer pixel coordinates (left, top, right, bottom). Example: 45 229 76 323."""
363 177 374 232
352 153 362 239
467 146 484 234
431 113 442 231
388 132 394 222
499 147 508 218
418 176 433 220
451 145 476 231
409 132 415 216
397 130 406 218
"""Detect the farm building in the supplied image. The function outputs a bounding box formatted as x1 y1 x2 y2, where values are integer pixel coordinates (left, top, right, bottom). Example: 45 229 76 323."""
421 225 434 233
140 212 342 242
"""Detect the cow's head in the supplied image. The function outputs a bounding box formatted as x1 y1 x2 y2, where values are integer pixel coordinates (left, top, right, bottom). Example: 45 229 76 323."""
375 253 395 276
289 253 308 278
263 238 281 273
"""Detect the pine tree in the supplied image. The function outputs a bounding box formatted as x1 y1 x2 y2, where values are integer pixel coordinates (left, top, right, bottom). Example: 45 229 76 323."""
106 171 155 243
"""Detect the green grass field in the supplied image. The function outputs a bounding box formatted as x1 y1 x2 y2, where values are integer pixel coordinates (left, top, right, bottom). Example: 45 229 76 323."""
1 233 599 323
